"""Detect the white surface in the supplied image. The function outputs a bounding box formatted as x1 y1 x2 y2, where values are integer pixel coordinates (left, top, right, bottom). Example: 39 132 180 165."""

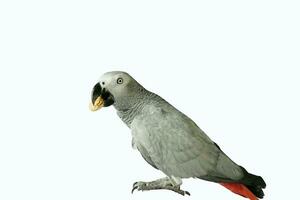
0 0 299 199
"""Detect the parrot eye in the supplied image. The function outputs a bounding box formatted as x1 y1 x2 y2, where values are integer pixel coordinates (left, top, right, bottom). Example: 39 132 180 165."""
117 78 123 84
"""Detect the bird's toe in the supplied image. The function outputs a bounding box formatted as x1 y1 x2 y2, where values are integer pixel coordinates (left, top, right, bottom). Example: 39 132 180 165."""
131 181 147 193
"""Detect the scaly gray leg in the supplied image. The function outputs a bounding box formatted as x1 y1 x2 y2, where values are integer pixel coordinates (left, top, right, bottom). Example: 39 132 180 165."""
131 177 190 196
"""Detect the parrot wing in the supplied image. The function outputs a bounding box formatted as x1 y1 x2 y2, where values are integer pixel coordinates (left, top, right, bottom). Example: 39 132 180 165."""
131 104 243 181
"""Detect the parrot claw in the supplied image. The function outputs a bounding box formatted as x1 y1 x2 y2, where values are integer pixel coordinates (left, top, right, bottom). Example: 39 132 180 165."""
131 182 140 193
131 181 148 193
131 180 190 196
132 182 138 187
131 186 138 194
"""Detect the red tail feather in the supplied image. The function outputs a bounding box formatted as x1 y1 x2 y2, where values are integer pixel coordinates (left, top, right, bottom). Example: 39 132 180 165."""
220 183 257 200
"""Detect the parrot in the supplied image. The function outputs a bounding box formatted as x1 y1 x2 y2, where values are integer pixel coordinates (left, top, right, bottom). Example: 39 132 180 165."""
89 71 266 199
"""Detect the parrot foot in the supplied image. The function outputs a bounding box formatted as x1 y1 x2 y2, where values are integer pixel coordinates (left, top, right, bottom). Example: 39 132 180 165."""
131 177 190 196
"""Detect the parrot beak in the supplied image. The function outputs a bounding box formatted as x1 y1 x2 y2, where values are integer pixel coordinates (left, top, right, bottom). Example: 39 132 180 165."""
89 83 115 111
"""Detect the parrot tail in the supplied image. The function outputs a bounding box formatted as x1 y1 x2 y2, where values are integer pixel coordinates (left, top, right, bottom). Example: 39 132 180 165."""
220 183 258 200
219 168 266 200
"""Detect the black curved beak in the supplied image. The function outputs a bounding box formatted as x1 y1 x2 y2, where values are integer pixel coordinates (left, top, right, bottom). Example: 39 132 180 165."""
90 83 115 111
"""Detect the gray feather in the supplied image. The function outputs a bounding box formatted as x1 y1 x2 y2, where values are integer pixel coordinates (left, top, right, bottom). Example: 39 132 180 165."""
131 102 243 180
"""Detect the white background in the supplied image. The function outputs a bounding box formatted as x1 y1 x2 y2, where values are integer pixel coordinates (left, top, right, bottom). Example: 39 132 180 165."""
0 0 299 199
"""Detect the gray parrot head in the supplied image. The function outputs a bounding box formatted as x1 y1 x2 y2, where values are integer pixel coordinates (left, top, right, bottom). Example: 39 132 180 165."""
89 71 144 111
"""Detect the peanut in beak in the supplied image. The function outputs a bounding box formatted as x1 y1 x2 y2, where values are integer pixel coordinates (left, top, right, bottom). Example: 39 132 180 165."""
89 96 104 111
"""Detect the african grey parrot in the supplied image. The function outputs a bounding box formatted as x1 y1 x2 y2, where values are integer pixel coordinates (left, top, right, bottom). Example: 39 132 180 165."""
89 71 266 199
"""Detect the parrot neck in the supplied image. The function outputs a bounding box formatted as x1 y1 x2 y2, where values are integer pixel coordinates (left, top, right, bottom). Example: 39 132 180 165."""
114 88 156 127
